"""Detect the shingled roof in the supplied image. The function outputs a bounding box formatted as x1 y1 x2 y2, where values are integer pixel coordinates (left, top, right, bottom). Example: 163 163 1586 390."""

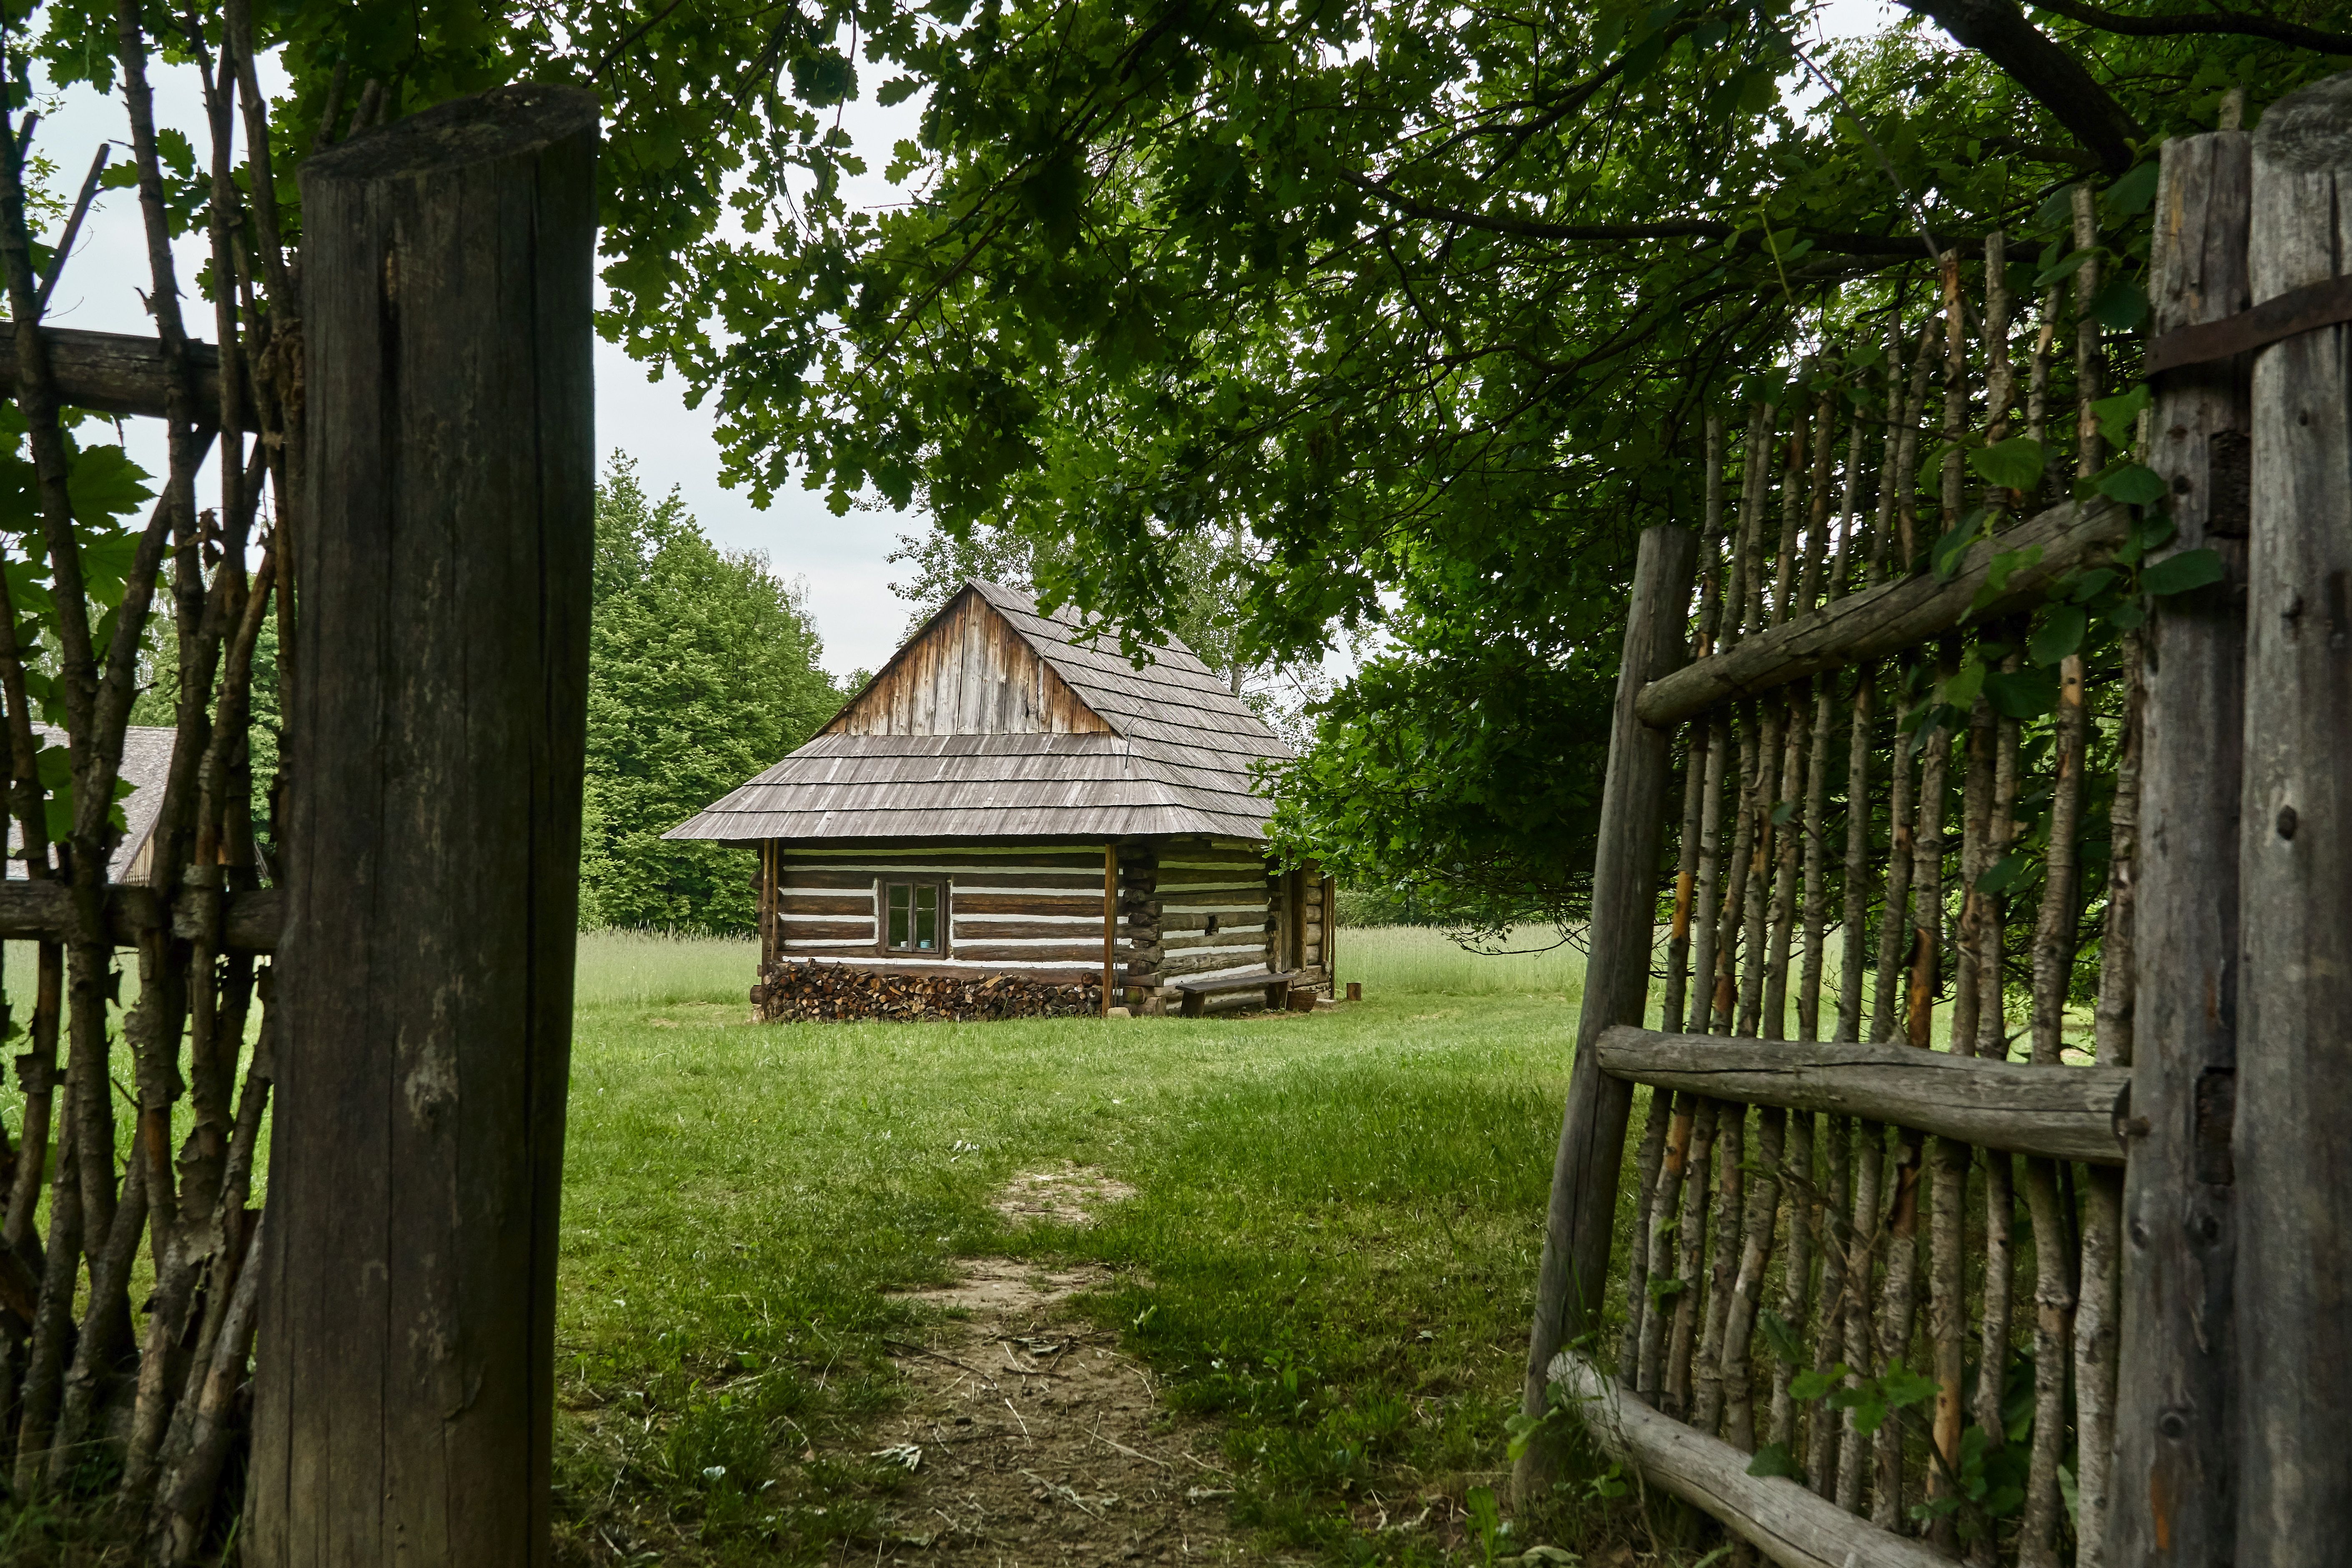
7 724 178 884
664 579 1290 845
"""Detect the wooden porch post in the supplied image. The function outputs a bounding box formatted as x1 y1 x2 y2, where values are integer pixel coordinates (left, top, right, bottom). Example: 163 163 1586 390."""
1512 524 1697 1505
2234 72 2352 1563
251 86 598 1566
1102 843 1117 1014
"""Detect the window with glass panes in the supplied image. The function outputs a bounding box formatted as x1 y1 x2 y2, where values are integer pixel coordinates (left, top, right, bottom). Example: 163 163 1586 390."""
881 881 944 953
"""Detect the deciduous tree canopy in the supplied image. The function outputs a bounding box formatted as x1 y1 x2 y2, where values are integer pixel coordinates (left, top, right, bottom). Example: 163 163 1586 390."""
30 0 2352 924
582 457 841 932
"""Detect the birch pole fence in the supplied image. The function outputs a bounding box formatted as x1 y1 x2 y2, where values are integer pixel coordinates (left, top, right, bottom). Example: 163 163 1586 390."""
1515 68 2352 1566
247 85 599 1565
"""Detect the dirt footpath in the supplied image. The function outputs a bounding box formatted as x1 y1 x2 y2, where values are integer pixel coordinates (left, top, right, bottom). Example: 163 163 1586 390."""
868 1172 1251 1568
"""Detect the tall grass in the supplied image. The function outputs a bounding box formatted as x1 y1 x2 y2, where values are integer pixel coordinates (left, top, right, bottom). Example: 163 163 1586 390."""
572 923 1590 1007
1335 923 1590 998
574 927 759 1008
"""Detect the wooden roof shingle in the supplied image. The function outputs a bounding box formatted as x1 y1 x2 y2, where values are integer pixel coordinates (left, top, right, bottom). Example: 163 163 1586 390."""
665 580 1290 846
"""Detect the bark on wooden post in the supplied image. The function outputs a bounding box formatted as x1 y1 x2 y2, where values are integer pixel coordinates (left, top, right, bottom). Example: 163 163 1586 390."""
1512 524 1698 1506
2107 126 2250 1568
2234 71 2352 1563
249 85 598 1566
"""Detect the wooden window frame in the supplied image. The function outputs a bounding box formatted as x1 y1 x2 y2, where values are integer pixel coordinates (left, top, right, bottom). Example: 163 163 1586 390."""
877 877 950 957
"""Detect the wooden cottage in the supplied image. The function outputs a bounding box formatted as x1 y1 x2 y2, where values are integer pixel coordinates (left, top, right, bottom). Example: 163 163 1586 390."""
665 579 1334 1017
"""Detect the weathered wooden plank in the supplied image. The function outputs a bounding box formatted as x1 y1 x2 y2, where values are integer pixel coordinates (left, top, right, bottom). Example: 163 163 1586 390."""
822 588 1115 739
777 942 894 959
774 921 875 942
1163 914 1271 932
779 847 1110 866
950 918 1102 940
250 85 598 1568
771 893 876 916
1160 928 1270 949
0 883 281 951
946 873 1110 891
2233 73 2352 1563
1635 497 2131 728
1549 1355 1951 1568
772 869 888 890
1171 968 1294 994
1160 905 1276 924
950 943 1106 965
2109 126 2251 1568
951 893 1106 916
0 322 244 427
1593 1027 2128 1164
1515 524 1698 1505
1158 948 1273 978
767 957 1098 983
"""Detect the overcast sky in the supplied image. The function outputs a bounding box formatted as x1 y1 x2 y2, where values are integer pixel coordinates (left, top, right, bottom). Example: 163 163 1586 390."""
33 0 1896 681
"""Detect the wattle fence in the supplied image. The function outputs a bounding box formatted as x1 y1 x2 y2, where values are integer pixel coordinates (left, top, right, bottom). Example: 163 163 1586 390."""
1512 82 2352 1566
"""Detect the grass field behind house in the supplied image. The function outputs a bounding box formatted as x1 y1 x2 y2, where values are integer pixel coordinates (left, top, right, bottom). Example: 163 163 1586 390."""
552 924 1694 1567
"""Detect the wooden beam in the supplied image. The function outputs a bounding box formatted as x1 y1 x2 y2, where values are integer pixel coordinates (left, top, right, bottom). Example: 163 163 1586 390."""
1101 843 1116 1016
1549 1355 1952 1568
2108 126 2251 1568
2233 72 2352 1564
1635 496 2131 728
1594 1026 2129 1165
248 84 599 1568
1514 524 1697 1506
0 323 246 428
0 883 280 951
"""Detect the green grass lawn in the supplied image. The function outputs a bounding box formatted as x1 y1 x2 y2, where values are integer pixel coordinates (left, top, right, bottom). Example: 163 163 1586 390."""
555 926 1676 1566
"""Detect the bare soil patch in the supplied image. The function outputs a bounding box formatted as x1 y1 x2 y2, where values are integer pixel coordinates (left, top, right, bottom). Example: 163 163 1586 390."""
866 1177 1251 1568
990 1165 1140 1228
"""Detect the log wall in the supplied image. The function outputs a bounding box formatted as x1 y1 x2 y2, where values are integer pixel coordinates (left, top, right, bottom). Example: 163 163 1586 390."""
765 845 1122 980
757 837 1327 1019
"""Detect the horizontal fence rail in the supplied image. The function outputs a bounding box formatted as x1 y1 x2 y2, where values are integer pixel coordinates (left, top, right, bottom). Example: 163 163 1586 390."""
1636 497 2131 728
0 323 234 427
0 882 281 951
1550 1353 1953 1568
1595 1026 2129 1164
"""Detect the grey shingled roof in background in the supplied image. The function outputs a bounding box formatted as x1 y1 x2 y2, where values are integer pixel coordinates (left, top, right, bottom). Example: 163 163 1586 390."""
7 724 177 884
666 580 1290 846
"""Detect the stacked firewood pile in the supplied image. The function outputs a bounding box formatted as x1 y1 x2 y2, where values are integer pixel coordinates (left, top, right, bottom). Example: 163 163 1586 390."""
752 962 1102 1022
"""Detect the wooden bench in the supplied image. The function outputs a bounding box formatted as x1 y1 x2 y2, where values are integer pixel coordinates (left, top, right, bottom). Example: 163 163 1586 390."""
1170 970 1299 1017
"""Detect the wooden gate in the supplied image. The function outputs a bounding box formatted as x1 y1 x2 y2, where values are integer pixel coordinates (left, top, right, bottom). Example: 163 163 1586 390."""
1514 82 2352 1565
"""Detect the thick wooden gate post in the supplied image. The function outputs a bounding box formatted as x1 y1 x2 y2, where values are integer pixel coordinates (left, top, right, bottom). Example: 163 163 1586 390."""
2235 70 2352 1563
1512 524 1696 1506
250 86 599 1566
2106 126 2251 1567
